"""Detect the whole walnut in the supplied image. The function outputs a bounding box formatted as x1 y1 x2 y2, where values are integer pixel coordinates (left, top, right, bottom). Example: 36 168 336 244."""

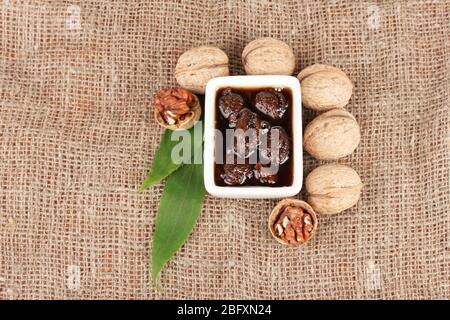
303 109 360 160
175 46 229 94
297 64 353 111
306 164 363 215
242 38 295 75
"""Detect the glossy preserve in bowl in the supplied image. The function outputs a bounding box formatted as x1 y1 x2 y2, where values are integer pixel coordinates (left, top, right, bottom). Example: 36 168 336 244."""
204 76 303 199
214 87 293 187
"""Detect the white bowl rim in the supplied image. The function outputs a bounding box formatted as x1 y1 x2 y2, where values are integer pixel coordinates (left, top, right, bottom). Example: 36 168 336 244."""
203 75 303 199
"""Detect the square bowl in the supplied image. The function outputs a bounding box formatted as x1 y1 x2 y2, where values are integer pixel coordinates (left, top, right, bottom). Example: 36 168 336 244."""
204 75 303 199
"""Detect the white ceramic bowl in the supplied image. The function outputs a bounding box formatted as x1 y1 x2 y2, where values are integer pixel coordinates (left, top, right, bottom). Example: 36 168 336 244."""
204 75 303 199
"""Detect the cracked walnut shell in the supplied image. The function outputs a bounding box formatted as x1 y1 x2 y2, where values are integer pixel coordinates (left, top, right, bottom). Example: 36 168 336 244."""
297 64 353 111
306 164 363 215
153 87 201 131
269 199 318 246
242 38 295 75
303 109 360 160
175 46 229 94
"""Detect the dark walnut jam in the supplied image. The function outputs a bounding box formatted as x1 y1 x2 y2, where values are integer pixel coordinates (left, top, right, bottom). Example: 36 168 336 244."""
215 87 293 187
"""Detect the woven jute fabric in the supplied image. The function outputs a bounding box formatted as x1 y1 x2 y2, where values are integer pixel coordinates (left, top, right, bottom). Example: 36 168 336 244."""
0 0 448 300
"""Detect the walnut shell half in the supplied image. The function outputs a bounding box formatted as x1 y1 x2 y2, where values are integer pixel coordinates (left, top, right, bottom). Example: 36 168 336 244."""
297 64 353 111
153 88 201 131
268 199 318 246
175 46 229 94
303 109 360 160
242 38 295 76
306 164 363 215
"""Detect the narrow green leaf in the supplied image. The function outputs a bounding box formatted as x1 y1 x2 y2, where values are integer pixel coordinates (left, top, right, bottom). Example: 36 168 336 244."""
139 130 182 191
151 163 206 282
140 124 202 192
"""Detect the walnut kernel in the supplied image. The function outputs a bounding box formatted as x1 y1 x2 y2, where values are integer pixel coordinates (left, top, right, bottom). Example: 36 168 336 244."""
153 87 201 130
268 199 318 246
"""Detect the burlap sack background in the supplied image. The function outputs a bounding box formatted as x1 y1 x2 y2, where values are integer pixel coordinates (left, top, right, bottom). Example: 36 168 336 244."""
0 0 448 300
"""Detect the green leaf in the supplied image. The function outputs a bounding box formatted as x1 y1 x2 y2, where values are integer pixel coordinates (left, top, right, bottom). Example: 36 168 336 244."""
151 163 206 282
139 124 202 192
